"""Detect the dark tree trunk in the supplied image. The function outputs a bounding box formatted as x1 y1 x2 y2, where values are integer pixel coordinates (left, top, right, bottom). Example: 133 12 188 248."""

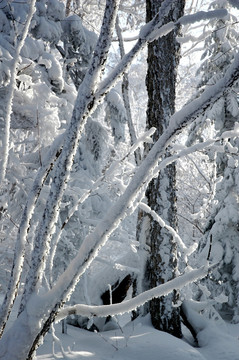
101 274 132 305
140 0 185 338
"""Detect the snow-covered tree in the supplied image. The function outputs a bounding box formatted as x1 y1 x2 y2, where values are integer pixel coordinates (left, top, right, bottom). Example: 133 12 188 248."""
188 0 239 323
136 0 185 337
0 0 238 358
177 152 215 245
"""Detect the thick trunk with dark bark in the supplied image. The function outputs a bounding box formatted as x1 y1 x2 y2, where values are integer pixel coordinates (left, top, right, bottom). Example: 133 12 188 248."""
142 0 185 338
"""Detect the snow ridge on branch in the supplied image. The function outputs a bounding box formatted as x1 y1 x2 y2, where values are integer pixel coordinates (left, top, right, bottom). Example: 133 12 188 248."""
139 8 227 42
56 264 209 321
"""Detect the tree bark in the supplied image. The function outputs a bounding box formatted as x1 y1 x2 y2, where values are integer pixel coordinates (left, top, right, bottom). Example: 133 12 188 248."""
142 0 185 338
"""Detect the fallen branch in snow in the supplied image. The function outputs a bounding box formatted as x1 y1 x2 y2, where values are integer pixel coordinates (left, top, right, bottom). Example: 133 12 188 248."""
180 299 220 344
56 264 209 322
180 299 239 358
180 305 199 345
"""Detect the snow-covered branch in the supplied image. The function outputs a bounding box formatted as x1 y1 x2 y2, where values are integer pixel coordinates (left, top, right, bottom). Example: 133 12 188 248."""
154 139 215 181
179 9 227 26
140 8 227 43
0 0 36 186
56 264 209 321
45 51 239 315
0 0 39 336
138 203 197 259
0 135 64 336
113 9 227 45
18 0 121 315
95 7 227 109
61 127 155 231
96 0 173 97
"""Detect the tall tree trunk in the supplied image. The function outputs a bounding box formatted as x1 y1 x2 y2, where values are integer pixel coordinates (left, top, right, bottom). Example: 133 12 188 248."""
140 0 185 338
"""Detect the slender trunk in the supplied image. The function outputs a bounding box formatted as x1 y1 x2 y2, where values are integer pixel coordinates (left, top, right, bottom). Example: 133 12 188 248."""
0 140 62 337
18 0 120 316
116 16 141 165
0 0 36 186
65 0 71 16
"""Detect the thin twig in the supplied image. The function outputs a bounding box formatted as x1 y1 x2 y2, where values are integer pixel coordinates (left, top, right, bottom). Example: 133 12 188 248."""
36 107 42 167
178 213 203 234
207 234 212 261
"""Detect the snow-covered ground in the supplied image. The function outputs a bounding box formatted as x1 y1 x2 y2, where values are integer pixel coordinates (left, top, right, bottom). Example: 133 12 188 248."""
36 314 239 360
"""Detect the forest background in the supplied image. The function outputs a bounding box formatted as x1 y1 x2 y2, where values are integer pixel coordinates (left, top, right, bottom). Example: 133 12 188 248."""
0 0 239 359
